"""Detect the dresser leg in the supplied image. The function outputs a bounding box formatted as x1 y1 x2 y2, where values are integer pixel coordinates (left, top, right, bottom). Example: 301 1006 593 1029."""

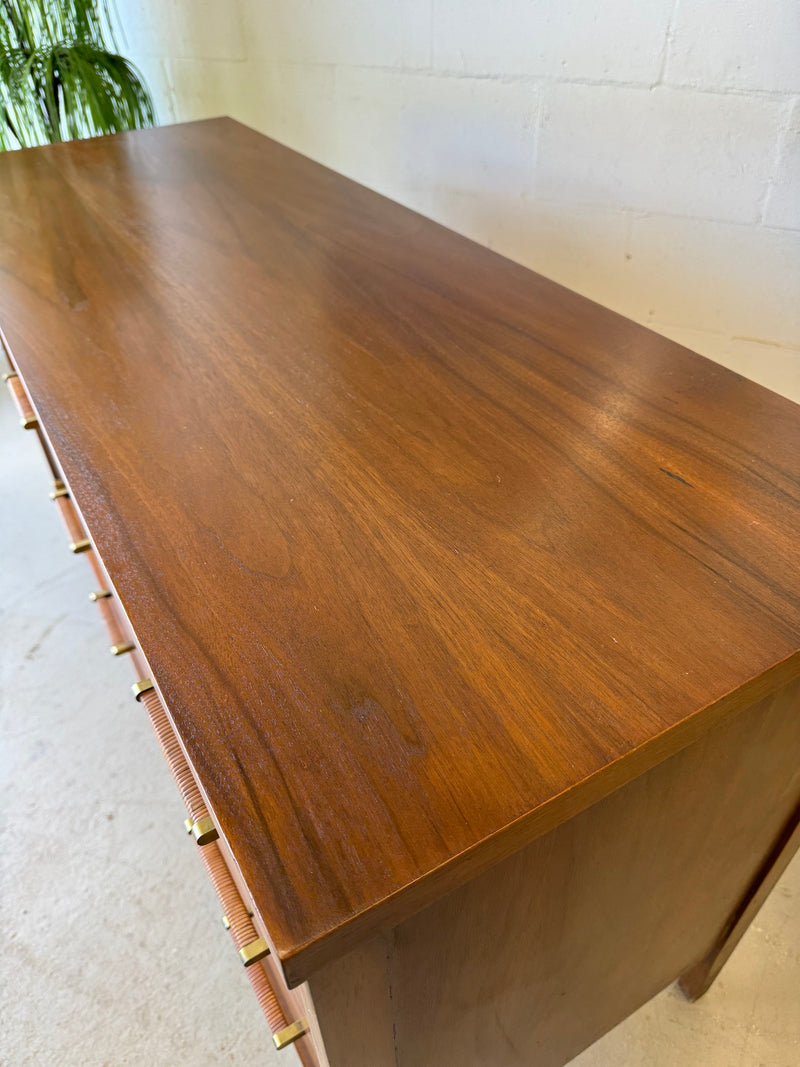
679 800 800 1001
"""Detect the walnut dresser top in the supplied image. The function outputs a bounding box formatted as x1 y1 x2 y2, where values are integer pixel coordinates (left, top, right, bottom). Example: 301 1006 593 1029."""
1 117 799 985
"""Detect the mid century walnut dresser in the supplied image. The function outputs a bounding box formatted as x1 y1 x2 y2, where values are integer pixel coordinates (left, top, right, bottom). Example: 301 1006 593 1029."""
2 118 799 1066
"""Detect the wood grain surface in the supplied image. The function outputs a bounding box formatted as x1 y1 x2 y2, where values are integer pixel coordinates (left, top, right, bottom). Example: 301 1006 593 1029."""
1 118 799 983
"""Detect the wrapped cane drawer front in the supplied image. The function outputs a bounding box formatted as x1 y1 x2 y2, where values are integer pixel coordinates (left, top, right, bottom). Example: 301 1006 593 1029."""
4 369 38 429
4 357 312 1060
132 681 309 1053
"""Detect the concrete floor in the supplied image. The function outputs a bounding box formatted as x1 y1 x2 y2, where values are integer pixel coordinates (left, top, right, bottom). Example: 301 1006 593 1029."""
2 366 798 1066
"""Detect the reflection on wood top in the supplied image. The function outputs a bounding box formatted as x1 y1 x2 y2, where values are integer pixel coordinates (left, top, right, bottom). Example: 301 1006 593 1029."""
1 118 799 983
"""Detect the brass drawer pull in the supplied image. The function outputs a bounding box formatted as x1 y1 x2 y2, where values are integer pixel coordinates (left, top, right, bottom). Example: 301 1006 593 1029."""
110 642 135 656
90 589 112 602
70 539 92 554
239 937 270 967
131 678 154 700
190 815 219 845
273 1020 308 1051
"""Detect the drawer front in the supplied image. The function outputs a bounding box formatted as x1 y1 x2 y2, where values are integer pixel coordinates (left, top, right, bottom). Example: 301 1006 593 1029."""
132 682 311 1054
4 361 63 480
49 484 90 554
48 482 140 658
4 369 38 428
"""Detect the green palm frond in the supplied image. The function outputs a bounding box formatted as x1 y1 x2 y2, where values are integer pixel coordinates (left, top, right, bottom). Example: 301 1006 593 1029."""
0 0 155 150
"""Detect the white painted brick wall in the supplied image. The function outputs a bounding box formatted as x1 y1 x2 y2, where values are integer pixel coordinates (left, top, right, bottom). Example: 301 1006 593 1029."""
765 100 800 230
624 215 800 345
165 60 340 164
239 0 432 70
335 70 539 202
432 0 674 83
113 0 800 402
666 1 800 93
536 84 786 222
118 0 245 61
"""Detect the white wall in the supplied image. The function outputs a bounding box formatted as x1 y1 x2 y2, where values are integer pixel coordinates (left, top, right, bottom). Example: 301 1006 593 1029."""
113 1 800 401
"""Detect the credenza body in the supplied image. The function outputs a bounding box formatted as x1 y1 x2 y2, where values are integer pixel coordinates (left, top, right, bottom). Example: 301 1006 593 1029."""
2 119 799 1065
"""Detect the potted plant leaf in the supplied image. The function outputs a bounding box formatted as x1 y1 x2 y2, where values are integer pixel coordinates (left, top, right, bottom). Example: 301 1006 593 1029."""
0 0 155 150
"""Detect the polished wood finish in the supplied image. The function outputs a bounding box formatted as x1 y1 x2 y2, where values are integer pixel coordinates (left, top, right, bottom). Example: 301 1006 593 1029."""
309 676 800 1066
2 119 799 989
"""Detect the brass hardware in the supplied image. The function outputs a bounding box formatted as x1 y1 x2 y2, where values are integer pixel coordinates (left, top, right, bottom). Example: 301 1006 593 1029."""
221 915 231 930
110 642 135 656
183 817 194 835
191 816 219 845
131 678 154 700
21 416 39 430
273 1020 308 1050
70 539 92 554
89 589 112 602
238 937 270 967
49 487 70 500
2 370 18 382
